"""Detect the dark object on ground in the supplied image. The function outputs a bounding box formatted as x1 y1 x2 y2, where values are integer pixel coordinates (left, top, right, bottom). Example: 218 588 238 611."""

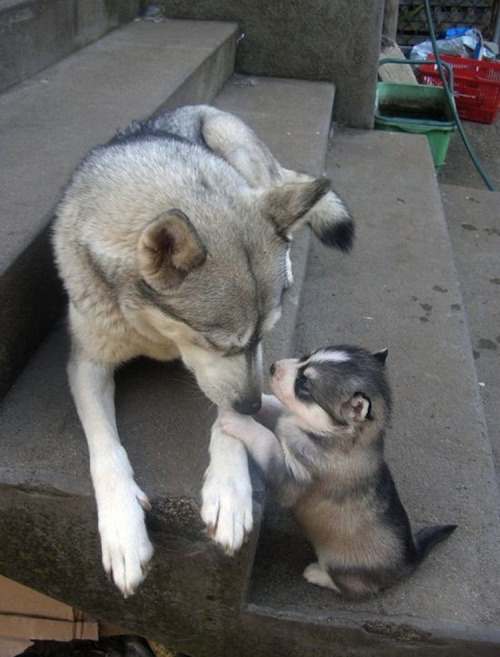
17 635 156 657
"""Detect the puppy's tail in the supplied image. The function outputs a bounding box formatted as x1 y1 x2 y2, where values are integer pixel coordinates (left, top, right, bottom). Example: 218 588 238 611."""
415 524 457 563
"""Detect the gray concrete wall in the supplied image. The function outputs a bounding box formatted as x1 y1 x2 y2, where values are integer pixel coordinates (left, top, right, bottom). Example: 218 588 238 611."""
0 0 141 92
156 0 384 128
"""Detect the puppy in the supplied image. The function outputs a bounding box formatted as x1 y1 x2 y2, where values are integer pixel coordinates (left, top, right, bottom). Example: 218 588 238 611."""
221 345 457 599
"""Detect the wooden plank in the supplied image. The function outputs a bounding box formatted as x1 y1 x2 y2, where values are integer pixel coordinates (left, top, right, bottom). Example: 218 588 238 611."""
379 43 418 83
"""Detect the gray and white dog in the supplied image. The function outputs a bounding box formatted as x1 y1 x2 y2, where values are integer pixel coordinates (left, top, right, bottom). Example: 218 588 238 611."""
52 105 354 596
222 345 457 598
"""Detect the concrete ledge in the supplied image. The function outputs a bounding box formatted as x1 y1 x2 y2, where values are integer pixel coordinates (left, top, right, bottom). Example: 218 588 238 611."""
0 18 237 398
0 0 142 93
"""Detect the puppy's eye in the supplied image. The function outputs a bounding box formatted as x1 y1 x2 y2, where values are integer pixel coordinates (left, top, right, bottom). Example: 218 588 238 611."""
295 373 311 398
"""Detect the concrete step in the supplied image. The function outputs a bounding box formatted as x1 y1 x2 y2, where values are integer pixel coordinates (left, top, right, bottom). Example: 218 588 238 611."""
440 184 500 480
0 76 336 654
0 0 141 94
0 17 237 399
242 131 500 656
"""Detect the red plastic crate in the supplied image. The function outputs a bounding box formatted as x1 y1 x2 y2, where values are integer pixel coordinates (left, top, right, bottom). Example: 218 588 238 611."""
419 55 500 124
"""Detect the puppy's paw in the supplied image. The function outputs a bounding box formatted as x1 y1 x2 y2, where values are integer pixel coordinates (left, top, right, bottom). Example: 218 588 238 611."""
97 479 154 597
220 410 258 440
201 465 253 555
303 562 340 591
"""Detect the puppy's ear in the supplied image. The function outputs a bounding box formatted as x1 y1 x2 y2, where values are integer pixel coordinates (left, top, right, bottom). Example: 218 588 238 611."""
373 348 388 366
346 393 372 422
264 179 331 234
138 209 207 290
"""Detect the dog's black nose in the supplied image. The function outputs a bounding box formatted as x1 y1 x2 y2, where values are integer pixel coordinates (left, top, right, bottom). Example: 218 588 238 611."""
233 398 262 415
270 362 276 376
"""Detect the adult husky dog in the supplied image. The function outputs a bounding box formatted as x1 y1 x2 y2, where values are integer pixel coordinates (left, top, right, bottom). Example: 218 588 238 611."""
53 105 353 596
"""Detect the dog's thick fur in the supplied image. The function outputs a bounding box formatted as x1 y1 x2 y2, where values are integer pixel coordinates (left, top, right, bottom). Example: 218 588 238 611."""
221 346 457 599
52 105 354 596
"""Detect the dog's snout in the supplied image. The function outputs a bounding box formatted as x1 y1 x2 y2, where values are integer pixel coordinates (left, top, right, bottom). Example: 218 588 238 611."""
270 362 276 376
233 397 262 415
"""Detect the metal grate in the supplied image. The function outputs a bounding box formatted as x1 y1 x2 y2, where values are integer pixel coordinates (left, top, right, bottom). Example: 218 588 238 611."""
397 1 500 45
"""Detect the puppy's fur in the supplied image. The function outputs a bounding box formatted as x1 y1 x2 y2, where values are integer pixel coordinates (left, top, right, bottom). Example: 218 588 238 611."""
221 345 456 599
52 105 353 595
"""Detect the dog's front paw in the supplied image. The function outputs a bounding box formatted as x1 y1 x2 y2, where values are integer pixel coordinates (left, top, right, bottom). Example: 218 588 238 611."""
220 410 257 440
97 479 154 597
201 464 253 555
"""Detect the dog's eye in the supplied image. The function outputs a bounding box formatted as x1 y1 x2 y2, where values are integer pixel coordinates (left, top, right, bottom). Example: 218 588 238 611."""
295 373 311 398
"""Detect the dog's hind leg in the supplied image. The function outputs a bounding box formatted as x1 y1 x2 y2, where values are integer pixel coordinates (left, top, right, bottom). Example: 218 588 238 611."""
201 418 254 555
68 353 153 597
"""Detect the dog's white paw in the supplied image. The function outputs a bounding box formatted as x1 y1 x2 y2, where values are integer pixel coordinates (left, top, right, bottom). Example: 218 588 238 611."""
97 479 154 597
201 466 253 555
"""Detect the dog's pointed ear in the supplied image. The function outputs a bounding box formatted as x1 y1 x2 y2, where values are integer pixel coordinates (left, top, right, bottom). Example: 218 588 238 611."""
373 348 388 366
346 393 372 422
265 179 331 234
138 209 207 289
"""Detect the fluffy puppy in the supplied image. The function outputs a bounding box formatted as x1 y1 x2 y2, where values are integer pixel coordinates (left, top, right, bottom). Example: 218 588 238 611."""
221 345 456 599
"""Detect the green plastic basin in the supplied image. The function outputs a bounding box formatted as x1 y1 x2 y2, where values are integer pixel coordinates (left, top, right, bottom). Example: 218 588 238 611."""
375 82 456 170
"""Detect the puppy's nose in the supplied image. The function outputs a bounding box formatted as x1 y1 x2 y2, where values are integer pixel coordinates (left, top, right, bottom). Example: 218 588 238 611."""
233 398 262 415
270 362 276 376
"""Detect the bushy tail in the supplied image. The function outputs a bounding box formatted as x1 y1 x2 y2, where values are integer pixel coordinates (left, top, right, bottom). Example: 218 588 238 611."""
306 189 355 252
281 169 355 252
415 524 457 562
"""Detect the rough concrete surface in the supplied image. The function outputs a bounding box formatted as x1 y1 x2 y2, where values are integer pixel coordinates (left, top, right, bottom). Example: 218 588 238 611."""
243 130 500 653
155 0 384 128
0 225 64 400
0 0 141 93
440 184 500 478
